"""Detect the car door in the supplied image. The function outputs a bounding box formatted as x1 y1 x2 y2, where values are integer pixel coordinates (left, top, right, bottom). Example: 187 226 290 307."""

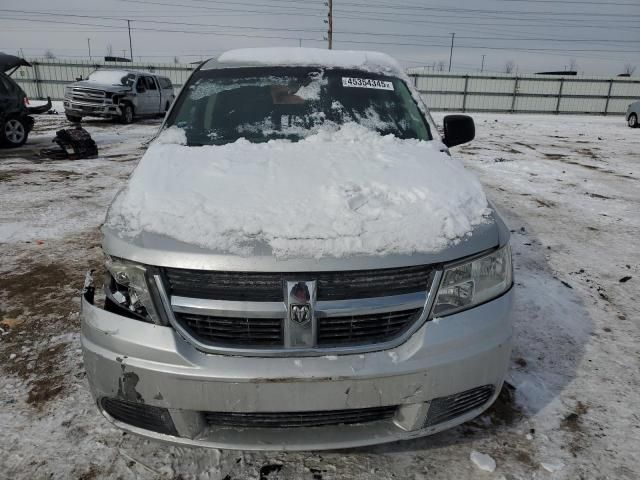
144 76 161 114
0 73 16 118
134 76 150 114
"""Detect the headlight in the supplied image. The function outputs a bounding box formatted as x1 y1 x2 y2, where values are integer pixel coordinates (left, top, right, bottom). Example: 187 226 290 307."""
104 256 163 324
431 245 512 318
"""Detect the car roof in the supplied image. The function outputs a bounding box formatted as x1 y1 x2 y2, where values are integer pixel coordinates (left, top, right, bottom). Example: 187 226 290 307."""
201 47 404 78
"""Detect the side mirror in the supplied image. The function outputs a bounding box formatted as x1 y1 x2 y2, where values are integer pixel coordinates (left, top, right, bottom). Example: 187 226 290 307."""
442 114 475 148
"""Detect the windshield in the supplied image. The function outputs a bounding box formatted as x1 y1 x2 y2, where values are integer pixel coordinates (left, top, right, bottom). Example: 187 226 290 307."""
166 67 431 146
87 70 135 87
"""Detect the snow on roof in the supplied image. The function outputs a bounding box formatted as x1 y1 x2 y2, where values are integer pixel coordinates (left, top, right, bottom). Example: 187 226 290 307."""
205 47 405 77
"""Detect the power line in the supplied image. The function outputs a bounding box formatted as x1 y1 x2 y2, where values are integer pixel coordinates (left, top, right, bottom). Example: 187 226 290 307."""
332 1 640 17
0 16 324 42
2 14 636 47
497 0 640 5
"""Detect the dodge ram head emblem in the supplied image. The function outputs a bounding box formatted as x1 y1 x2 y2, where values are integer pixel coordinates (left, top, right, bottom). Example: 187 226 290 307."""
290 304 311 324
288 281 312 325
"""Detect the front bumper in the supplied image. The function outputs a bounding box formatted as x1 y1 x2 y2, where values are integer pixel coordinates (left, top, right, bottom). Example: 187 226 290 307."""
81 289 513 450
63 100 121 117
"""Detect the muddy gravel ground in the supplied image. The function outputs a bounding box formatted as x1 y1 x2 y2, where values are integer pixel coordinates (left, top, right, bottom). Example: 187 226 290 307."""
0 110 639 479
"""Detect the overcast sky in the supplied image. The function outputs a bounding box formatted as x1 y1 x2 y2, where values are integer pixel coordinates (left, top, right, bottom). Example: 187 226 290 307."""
1 0 638 75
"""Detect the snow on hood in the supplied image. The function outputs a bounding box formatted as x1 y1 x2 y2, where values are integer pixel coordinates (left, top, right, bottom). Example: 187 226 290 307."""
106 124 490 259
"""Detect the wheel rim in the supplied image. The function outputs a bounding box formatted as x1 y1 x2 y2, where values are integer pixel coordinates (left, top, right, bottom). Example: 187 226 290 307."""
630 115 637 127
5 119 25 144
125 107 133 122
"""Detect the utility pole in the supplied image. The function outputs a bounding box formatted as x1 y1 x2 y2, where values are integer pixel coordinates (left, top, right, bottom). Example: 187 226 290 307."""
448 32 455 72
481 54 485 72
327 0 333 49
87 38 92 60
127 20 133 61
299 38 302 47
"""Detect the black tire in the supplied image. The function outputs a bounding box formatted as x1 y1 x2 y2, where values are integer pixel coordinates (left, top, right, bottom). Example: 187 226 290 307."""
628 113 638 128
120 103 134 124
66 113 82 123
1 116 29 148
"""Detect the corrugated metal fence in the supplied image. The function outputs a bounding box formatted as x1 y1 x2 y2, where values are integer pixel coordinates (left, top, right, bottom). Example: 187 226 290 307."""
408 71 640 115
11 59 640 115
12 58 195 100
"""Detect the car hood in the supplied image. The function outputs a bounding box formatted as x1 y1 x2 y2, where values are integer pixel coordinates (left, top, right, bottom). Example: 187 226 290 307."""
70 80 131 93
104 124 503 269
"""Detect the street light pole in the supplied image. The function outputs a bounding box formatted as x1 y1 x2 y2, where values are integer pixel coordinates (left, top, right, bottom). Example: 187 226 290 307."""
481 54 486 72
448 32 455 72
327 0 333 49
87 38 91 60
127 20 133 61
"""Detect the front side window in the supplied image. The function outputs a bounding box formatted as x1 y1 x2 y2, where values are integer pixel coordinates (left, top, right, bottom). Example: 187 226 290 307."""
166 67 431 146
145 77 157 90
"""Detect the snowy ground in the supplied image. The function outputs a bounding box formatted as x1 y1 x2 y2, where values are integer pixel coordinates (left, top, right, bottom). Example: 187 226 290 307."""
1 107 639 479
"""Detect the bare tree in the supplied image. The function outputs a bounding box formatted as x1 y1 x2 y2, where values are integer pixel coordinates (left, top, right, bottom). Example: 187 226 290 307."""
569 58 578 72
44 49 56 59
106 44 113 56
437 60 446 72
623 63 636 76
504 60 515 74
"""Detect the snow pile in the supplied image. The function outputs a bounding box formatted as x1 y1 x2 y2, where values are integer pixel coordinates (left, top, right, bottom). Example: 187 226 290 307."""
470 451 497 472
154 126 187 145
216 47 404 77
86 70 129 85
106 123 490 258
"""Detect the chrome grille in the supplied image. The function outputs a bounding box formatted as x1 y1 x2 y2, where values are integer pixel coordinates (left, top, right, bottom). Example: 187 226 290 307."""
176 313 283 347
158 265 438 354
70 87 106 105
204 406 397 428
317 308 421 346
424 385 495 427
163 265 434 301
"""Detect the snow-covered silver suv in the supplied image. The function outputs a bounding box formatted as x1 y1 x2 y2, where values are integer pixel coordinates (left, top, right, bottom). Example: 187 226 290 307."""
81 48 513 450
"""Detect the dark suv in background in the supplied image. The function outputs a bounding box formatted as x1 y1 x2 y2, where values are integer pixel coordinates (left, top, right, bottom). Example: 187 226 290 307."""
0 71 35 148
1 52 52 148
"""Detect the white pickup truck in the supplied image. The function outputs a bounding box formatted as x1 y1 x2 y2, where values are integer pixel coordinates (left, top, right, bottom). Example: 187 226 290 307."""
63 69 175 124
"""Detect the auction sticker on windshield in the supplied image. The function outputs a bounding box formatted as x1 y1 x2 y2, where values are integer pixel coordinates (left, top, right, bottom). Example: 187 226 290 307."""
342 77 394 90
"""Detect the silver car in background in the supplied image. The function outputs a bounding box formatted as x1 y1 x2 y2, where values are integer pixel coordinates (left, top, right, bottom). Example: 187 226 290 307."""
63 69 175 124
80 49 514 451
627 100 640 128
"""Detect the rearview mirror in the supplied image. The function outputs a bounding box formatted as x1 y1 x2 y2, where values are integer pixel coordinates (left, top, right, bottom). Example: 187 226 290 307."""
442 114 475 148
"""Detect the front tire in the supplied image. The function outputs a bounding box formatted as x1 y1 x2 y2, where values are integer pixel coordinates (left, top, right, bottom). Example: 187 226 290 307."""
120 104 134 124
66 113 82 123
1 116 28 148
628 113 638 128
